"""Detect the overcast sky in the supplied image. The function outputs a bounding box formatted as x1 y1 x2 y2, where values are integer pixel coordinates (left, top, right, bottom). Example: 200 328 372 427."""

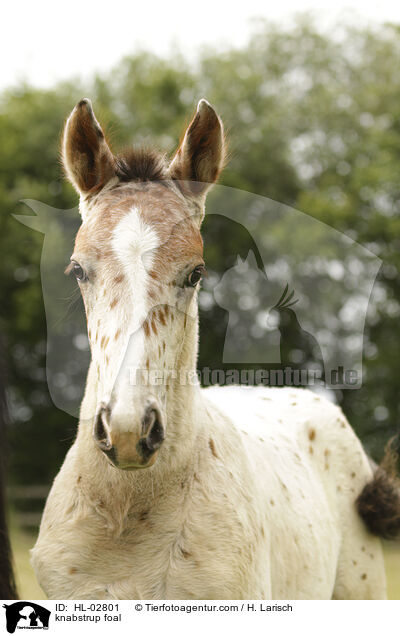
3 1 400 90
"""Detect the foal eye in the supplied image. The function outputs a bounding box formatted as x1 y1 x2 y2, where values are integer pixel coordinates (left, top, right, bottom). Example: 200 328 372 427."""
73 263 85 281
185 265 205 288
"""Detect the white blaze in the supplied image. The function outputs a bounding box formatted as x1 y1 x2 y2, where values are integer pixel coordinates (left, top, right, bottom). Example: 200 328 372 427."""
108 207 159 411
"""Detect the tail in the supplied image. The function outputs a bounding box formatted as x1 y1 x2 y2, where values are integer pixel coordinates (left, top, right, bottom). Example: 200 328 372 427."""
356 436 400 540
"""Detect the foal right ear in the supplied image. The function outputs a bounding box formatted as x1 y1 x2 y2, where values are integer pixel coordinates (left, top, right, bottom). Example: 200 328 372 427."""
62 99 116 195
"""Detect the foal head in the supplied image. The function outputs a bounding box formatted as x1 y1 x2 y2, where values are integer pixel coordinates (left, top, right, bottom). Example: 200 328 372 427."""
63 99 225 470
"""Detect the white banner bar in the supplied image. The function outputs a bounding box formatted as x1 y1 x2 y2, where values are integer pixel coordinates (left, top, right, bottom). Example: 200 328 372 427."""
2 599 400 635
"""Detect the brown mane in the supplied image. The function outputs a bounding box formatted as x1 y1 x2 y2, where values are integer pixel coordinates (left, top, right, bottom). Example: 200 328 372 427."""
115 148 168 183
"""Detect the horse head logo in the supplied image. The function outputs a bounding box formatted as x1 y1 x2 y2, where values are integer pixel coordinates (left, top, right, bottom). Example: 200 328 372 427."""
3 602 50 633
14 185 383 392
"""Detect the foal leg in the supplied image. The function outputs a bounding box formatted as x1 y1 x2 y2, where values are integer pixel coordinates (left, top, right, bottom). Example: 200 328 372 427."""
332 512 387 599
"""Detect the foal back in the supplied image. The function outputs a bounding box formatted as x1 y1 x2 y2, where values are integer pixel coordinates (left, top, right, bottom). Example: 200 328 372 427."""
204 385 387 599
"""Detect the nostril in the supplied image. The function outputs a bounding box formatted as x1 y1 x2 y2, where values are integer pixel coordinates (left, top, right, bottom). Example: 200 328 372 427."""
141 407 156 436
93 406 112 451
146 416 165 451
140 406 165 454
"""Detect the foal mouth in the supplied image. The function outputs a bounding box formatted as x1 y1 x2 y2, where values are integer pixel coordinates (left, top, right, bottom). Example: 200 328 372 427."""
93 402 165 470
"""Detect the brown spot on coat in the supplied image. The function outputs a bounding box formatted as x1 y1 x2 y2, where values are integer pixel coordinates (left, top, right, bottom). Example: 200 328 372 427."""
158 309 166 325
308 429 316 441
110 298 118 309
361 573 367 580
114 274 124 283
209 438 218 458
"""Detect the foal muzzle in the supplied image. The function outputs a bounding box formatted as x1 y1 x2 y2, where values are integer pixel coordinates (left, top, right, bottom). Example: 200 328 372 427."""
93 400 165 469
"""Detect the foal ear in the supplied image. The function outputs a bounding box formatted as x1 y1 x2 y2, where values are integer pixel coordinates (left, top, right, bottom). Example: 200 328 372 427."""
169 99 225 199
62 99 116 195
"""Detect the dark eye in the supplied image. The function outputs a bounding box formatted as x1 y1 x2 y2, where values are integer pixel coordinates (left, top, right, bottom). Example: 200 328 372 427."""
185 265 205 288
73 263 85 281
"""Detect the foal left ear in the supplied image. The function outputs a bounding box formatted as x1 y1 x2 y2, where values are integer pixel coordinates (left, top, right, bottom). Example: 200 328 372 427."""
169 99 225 201
62 98 116 196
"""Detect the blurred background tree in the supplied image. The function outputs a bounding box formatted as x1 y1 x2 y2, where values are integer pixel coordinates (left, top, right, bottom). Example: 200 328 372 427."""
1 17 400 506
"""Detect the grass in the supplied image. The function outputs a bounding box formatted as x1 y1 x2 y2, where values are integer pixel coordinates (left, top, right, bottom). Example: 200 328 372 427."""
9 520 400 600
383 543 400 600
9 518 46 600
